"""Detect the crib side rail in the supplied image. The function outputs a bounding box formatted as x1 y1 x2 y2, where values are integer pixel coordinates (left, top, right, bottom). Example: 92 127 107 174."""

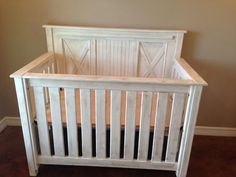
23 73 200 89
21 73 203 172
172 58 207 86
10 52 55 78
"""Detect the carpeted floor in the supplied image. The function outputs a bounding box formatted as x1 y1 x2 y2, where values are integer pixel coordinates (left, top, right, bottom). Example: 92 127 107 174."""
0 127 235 177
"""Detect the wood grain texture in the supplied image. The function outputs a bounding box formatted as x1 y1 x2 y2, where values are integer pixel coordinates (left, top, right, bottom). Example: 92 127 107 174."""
124 91 137 160
80 89 92 158
95 89 106 159
33 87 51 156
166 93 185 162
43 25 186 78
137 92 153 161
64 88 78 157
152 93 169 162
48 88 65 156
45 90 172 129
177 86 203 177
14 78 38 176
10 52 54 78
110 90 121 159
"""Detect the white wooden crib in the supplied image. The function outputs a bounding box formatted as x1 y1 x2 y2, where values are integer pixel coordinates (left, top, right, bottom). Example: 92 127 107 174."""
10 25 207 177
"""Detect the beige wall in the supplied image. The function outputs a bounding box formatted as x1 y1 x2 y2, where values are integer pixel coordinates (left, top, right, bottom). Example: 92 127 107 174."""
0 0 236 127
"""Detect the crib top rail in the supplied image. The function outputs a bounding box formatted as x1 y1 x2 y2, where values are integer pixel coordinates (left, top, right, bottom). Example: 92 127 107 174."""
10 54 207 87
10 52 207 87
43 24 187 35
24 73 190 93
23 72 204 86
176 58 207 85
10 52 54 78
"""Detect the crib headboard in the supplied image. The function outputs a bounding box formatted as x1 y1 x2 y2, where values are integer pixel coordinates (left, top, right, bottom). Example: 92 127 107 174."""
43 25 186 78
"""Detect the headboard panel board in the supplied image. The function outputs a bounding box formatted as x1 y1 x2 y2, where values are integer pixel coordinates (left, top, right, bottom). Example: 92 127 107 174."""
44 25 186 78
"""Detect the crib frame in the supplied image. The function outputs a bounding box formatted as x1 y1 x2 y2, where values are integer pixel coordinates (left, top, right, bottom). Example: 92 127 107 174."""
11 25 207 177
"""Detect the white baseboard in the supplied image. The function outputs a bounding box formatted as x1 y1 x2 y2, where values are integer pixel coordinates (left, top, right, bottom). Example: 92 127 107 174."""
0 116 236 137
195 126 236 137
0 118 8 133
0 116 21 133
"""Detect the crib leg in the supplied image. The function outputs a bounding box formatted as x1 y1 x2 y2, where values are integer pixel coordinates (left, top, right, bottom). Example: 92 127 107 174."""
29 168 38 176
176 86 203 177
14 78 39 176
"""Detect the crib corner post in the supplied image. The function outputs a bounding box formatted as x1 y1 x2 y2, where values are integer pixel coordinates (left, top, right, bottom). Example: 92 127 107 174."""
13 77 39 176
176 85 203 177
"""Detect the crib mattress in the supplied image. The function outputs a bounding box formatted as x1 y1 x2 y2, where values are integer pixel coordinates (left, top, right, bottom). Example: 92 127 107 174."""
44 90 173 129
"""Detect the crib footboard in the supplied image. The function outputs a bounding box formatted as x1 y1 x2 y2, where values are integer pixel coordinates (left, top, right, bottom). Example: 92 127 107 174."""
12 70 203 177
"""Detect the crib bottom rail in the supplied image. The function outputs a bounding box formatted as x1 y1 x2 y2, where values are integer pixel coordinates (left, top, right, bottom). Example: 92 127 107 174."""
38 155 177 171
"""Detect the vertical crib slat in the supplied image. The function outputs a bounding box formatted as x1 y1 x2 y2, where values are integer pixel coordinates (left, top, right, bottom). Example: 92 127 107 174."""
152 93 168 161
95 89 106 159
110 90 121 159
29 87 36 118
33 87 51 156
124 91 136 160
166 93 185 162
138 91 152 161
43 70 49 104
48 88 65 156
65 88 78 157
80 89 92 158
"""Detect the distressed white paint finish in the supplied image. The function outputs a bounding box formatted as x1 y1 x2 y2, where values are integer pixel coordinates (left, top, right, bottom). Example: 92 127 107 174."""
124 91 137 160
177 86 203 177
96 40 139 76
63 39 92 74
110 90 121 159
166 93 185 162
10 25 208 177
152 92 168 162
171 61 192 80
27 74 190 93
14 78 38 176
80 89 92 158
137 91 153 160
95 89 106 159
44 25 186 78
48 88 65 156
29 87 36 119
62 39 140 76
138 42 168 78
38 156 177 171
90 39 97 75
27 54 54 72
33 87 51 156
45 28 54 52
64 88 78 157
174 33 184 60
